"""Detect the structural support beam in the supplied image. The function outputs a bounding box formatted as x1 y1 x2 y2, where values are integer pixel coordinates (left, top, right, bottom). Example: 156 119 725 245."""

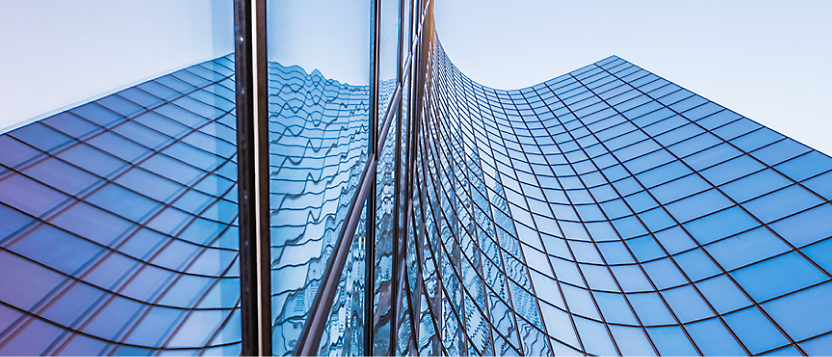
234 0 272 355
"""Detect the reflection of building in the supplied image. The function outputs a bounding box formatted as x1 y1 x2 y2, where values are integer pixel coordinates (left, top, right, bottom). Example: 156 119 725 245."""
2 9 832 357
0 55 243 355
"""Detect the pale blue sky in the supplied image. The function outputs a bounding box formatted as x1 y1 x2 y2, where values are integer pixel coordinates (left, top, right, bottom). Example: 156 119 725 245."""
435 0 832 154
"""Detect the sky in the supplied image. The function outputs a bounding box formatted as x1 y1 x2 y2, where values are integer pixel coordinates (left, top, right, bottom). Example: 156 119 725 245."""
434 0 832 154
0 0 233 134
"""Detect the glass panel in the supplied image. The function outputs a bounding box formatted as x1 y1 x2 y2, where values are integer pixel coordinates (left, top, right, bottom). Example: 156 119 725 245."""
266 1 372 354
0 2 239 354
378 0 402 130
318 199 367 357
374 115 398 355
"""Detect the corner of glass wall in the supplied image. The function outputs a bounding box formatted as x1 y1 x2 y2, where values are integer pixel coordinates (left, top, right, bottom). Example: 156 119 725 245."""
0 1 241 355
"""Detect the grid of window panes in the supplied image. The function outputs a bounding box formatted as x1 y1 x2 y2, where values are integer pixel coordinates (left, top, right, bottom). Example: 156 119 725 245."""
0 55 243 356
409 43 832 356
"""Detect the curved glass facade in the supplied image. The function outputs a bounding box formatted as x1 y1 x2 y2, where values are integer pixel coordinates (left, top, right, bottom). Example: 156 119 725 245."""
1 1 832 355
410 41 832 356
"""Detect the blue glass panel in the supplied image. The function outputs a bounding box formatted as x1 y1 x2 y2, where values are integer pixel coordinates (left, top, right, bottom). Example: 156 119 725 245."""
751 139 811 166
23 157 99 196
769 204 832 247
684 206 758 245
0 174 69 217
626 235 665 262
654 226 696 255
609 325 656 356
665 189 733 223
802 238 832 273
0 203 34 242
643 258 686 289
0 136 41 169
0 252 65 311
804 171 832 200
57 143 127 178
646 326 699 356
628 293 675 325
674 248 720 281
662 285 713 322
695 274 752 314
9 122 73 152
720 168 791 203
705 227 790 271
731 252 826 302
684 318 746 356
743 185 822 223
724 307 789 354
762 282 832 342
43 112 101 138
700 155 764 186
9 224 102 274
800 333 832 356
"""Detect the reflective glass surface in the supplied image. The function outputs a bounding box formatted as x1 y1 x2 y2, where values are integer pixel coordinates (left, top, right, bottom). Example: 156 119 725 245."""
265 1 373 354
0 55 241 355
3 2 832 355
409 42 832 356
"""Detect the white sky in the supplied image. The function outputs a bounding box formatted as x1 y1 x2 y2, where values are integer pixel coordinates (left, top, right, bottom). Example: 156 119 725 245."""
434 0 832 154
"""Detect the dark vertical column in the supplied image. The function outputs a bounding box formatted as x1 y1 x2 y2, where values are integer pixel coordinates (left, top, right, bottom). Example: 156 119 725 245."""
365 0 382 354
387 0 408 352
234 0 272 355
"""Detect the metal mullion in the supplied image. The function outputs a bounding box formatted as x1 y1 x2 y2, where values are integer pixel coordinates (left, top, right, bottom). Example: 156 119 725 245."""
233 0 271 355
365 0 382 353
389 40 405 352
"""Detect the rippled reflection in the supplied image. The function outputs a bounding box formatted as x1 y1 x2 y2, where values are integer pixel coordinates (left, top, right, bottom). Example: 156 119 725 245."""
266 62 370 356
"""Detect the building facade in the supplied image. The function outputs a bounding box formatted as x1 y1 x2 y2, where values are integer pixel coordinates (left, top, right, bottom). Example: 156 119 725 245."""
0 1 831 356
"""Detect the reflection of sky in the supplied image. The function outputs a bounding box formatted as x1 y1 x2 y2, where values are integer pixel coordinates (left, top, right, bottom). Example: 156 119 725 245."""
267 0 372 86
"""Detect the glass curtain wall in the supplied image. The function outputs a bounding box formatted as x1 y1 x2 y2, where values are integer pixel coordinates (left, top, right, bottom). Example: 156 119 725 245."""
5 0 832 356
0 0 431 355
0 2 241 356
410 40 832 357
264 0 430 356
264 1 372 355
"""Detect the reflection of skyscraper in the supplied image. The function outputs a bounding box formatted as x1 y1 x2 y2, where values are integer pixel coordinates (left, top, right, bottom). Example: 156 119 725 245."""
0 55 243 356
2 6 832 357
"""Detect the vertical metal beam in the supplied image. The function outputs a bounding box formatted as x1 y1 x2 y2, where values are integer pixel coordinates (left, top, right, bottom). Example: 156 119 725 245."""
365 0 382 354
234 0 271 355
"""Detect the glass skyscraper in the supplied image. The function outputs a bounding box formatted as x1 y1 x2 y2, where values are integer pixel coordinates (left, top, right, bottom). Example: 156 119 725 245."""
1 1 831 356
